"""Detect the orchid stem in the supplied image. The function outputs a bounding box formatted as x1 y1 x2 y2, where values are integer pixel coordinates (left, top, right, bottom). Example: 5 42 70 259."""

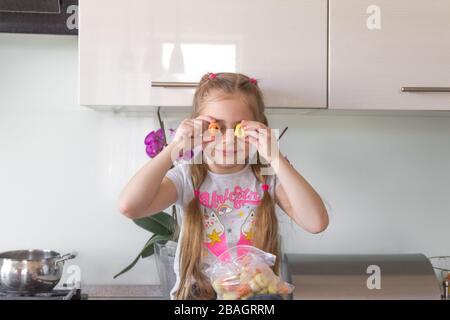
278 126 288 141
157 107 168 146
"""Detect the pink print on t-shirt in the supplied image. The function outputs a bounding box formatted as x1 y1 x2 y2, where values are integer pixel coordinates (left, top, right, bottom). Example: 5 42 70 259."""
197 185 262 209
203 210 231 261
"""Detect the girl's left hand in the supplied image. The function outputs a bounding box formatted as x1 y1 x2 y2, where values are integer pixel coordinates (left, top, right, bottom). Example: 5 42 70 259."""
240 120 280 164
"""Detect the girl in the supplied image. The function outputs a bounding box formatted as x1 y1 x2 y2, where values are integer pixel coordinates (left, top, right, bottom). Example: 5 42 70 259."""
119 72 329 300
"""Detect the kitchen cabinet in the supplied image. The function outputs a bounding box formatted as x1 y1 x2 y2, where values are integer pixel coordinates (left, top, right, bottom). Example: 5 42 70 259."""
79 0 328 109
329 0 450 110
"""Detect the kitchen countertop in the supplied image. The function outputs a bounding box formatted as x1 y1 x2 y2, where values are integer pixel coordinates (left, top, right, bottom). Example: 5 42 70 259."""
82 285 165 300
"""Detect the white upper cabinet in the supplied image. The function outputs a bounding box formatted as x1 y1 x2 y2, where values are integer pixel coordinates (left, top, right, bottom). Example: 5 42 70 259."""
79 0 328 109
329 0 450 110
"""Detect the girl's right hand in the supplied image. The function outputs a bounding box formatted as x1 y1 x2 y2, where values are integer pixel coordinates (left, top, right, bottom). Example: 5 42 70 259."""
172 115 216 151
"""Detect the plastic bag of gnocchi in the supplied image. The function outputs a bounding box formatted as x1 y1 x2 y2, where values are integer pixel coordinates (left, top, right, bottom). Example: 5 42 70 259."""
204 245 295 300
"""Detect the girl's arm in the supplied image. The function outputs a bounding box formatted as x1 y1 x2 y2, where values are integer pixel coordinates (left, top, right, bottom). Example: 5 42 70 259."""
241 120 329 234
118 141 179 219
118 115 215 219
272 154 329 234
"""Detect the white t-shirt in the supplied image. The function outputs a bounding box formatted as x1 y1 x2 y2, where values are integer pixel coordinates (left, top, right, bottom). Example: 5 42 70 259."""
165 162 280 300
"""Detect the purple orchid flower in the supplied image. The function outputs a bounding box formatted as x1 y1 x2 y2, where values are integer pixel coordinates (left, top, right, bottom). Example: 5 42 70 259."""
144 128 166 158
168 128 176 138
179 149 194 161
143 127 194 161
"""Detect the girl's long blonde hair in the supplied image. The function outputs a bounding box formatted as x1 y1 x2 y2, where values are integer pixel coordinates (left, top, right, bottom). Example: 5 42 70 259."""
174 72 280 300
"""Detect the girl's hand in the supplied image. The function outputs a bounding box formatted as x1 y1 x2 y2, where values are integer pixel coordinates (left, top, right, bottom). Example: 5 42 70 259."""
172 115 216 152
241 120 280 165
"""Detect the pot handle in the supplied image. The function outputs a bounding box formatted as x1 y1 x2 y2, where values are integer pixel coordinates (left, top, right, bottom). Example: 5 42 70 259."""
56 252 77 265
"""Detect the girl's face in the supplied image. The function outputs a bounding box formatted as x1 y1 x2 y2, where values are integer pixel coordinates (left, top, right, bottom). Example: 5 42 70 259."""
199 91 256 168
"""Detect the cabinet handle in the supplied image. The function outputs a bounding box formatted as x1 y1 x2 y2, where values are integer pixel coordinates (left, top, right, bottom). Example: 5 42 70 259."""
401 87 450 92
151 81 198 88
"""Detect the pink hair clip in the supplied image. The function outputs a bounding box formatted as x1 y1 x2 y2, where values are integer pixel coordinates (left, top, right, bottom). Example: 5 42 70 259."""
249 78 258 85
201 72 217 82
194 189 200 197
261 184 269 191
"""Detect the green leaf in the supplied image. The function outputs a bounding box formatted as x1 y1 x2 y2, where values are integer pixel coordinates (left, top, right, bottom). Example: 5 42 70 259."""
150 211 177 233
133 211 176 235
113 234 157 279
141 234 171 258
113 233 173 278
113 254 141 279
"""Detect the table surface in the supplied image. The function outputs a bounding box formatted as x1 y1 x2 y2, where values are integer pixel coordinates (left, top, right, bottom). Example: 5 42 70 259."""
82 285 165 300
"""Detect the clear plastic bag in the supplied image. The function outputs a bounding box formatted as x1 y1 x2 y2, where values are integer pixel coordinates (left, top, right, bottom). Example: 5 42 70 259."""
204 245 295 300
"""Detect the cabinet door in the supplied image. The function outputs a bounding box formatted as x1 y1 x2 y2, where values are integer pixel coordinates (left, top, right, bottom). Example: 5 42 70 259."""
79 0 327 108
329 0 450 110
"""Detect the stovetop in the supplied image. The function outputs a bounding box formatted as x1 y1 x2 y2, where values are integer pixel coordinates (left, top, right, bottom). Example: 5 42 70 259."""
0 284 87 300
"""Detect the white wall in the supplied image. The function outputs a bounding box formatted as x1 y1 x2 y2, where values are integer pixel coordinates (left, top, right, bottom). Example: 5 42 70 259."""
0 33 449 286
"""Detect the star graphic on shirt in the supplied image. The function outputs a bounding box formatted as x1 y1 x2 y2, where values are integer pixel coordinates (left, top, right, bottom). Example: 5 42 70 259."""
207 229 222 245
238 211 245 218
244 229 253 240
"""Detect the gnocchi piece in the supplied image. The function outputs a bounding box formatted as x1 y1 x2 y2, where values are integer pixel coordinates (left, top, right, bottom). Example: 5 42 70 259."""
208 122 220 135
234 123 245 138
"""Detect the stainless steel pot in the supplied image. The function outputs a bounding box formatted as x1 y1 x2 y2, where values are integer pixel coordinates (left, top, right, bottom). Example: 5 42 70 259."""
0 249 77 293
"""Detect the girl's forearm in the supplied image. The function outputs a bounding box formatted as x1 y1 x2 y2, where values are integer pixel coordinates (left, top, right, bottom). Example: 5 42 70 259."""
118 141 178 216
271 153 329 233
